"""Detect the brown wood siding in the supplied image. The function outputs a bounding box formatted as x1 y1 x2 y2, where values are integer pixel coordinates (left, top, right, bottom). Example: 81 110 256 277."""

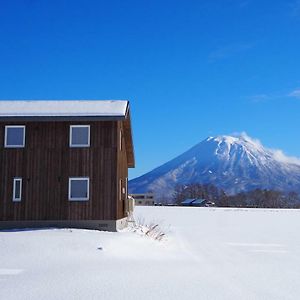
116 121 128 219
123 111 135 167
0 121 119 221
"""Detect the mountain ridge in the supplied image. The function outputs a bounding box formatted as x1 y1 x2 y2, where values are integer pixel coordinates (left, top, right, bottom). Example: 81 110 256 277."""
129 134 300 199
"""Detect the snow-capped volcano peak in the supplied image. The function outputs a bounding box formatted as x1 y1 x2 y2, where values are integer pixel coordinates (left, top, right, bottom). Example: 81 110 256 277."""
129 134 300 199
207 134 241 144
187 134 272 168
201 134 300 168
207 134 264 152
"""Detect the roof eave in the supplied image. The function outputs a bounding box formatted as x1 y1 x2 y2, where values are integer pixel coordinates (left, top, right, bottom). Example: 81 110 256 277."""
0 115 126 122
123 105 135 168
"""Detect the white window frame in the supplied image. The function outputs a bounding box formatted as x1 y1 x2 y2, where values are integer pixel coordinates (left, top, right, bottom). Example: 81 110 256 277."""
68 177 90 201
5 125 26 148
13 178 22 202
69 125 90 148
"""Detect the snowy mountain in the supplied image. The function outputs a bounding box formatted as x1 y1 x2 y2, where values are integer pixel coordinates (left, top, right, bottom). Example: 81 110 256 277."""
129 134 300 199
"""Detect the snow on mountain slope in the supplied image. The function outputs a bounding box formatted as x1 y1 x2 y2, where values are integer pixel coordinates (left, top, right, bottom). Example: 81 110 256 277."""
129 134 300 198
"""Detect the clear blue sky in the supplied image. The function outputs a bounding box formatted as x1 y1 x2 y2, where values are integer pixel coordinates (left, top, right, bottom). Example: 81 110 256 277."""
1 0 300 179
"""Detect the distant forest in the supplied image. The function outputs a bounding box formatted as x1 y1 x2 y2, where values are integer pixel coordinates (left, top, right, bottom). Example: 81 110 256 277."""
173 183 300 209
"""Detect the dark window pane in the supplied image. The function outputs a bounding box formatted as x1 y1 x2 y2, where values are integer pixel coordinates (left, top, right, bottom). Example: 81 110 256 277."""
71 127 89 146
71 180 88 199
14 180 21 199
6 127 24 146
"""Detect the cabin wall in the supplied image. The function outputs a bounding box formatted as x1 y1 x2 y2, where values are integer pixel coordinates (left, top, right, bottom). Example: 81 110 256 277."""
0 121 119 222
117 121 129 220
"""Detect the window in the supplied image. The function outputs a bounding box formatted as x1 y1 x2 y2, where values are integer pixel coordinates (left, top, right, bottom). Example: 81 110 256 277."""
68 177 89 201
13 178 22 202
119 179 123 201
5 126 25 148
70 125 90 147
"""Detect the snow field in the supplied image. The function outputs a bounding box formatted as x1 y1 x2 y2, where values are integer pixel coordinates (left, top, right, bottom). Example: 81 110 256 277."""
1 206 300 300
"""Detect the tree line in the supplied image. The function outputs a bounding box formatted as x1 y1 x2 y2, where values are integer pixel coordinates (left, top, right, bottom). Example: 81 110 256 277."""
173 183 300 208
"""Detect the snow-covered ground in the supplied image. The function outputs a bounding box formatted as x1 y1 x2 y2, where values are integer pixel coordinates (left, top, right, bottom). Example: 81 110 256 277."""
1 207 300 300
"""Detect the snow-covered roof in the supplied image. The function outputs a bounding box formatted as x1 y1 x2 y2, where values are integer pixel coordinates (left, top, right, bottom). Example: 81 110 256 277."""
0 100 128 120
192 199 206 205
181 198 196 204
181 198 206 205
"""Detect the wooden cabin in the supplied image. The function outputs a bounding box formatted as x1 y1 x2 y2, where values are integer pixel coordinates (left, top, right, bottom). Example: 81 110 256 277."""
0 100 135 231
